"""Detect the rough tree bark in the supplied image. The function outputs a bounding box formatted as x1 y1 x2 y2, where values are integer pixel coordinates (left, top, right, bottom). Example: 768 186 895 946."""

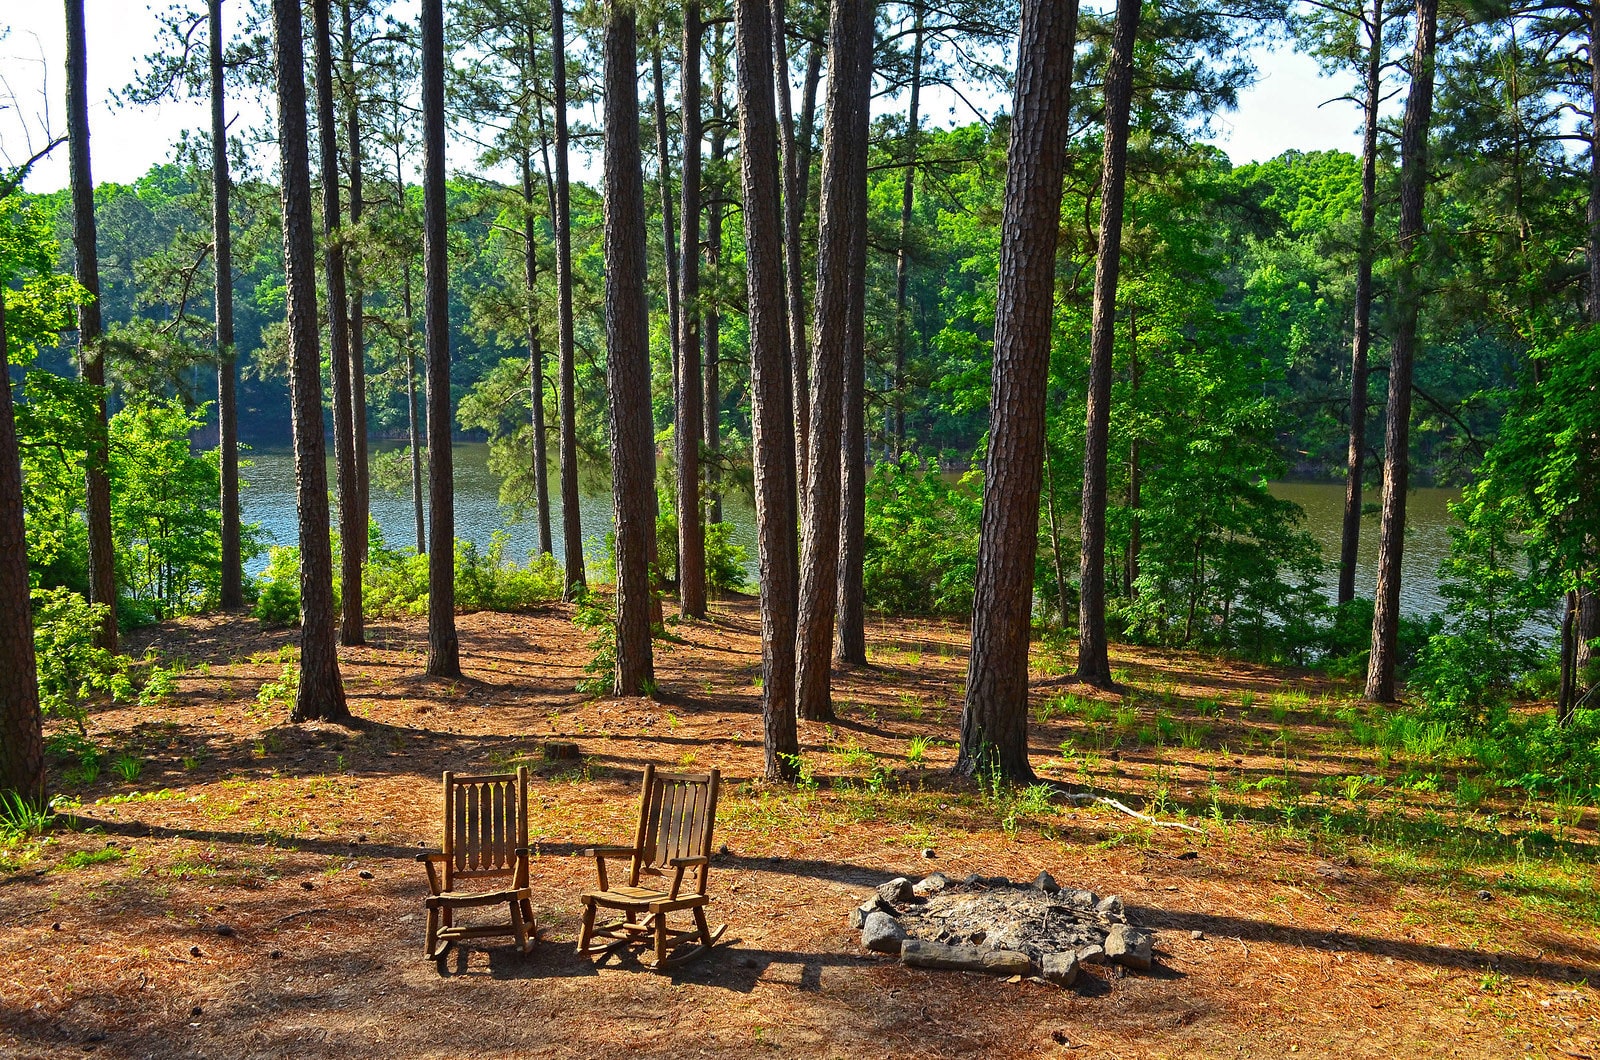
796 0 870 723
273 0 349 722
1338 0 1385 607
678 0 707 618
211 0 243 612
734 0 802 779
0 295 43 803
1365 0 1438 702
341 0 369 575
774 0 811 502
421 0 460 678
393 129 427 555
522 149 553 555
552 0 586 596
834 0 874 669
957 0 1079 780
603 0 657 696
1075 0 1140 691
65 0 117 653
652 39 682 388
891 2 924 457
312 0 364 647
705 34 729 527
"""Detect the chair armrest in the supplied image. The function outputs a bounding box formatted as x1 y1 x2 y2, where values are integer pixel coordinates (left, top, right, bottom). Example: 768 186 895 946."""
415 852 446 895
584 845 637 891
667 855 710 898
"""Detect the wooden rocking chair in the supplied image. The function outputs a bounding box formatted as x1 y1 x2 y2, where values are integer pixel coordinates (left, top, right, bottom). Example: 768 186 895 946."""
577 765 726 968
416 766 537 960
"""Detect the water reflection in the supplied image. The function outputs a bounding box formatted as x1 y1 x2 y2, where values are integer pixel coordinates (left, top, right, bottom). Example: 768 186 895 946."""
240 442 760 580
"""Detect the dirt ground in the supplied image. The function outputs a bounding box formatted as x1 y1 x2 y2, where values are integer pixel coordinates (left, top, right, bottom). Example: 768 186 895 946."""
3 598 1598 1059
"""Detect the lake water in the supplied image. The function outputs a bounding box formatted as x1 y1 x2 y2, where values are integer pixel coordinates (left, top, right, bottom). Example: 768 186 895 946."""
240 445 1550 632
242 442 760 578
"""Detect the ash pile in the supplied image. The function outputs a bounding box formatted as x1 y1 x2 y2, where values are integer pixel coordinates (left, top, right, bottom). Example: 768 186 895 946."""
851 872 1156 988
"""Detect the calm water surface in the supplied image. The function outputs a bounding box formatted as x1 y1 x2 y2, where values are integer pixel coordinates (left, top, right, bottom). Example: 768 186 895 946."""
240 448 1549 634
242 442 760 578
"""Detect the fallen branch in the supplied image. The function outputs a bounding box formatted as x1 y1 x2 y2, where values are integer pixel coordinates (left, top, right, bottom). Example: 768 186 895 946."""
268 907 332 928
1055 792 1204 834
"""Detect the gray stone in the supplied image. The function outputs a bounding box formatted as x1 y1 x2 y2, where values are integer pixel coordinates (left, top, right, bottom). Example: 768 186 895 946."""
861 912 908 955
1033 871 1060 894
1040 951 1080 987
849 895 893 929
1077 944 1106 965
1064 889 1098 908
876 877 914 904
921 847 937 859
1094 894 1124 918
913 872 949 897
900 939 1034 977
1189 930 1205 941
1105 924 1154 971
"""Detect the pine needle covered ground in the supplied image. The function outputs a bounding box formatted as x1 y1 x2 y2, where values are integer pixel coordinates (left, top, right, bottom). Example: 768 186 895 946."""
2 599 1596 1058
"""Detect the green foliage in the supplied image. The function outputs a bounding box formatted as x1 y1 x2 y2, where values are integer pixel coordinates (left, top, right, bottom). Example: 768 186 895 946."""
862 456 981 616
30 588 132 728
252 547 303 626
572 591 617 697
256 664 299 708
0 791 55 839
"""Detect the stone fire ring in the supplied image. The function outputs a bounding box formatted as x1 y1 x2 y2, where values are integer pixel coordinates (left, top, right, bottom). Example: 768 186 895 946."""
851 872 1155 988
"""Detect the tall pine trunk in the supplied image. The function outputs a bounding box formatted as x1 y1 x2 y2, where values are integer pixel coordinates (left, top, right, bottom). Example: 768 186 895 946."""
705 37 728 527
652 40 682 389
734 0 802 780
211 0 243 612
774 0 811 502
341 0 370 574
834 1 874 668
1578 0 1600 700
1365 0 1438 702
796 0 870 723
522 149 553 555
958 0 1078 780
421 0 460 678
1338 0 1385 606
273 0 348 723
313 0 364 647
65 0 117 653
678 1 707 618
0 296 43 803
603 0 657 696
1075 0 1140 691
891 4 924 457
552 0 586 597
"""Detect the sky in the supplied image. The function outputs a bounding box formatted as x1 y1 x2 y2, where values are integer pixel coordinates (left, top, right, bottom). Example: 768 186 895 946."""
1 3 1370 195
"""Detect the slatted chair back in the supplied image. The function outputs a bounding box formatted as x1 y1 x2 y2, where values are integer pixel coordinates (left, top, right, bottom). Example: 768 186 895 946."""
628 765 720 893
441 767 530 892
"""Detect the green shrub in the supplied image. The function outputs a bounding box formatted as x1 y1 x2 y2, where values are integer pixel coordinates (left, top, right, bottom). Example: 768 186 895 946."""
31 588 132 728
572 592 617 696
862 455 981 617
253 546 302 626
453 532 564 612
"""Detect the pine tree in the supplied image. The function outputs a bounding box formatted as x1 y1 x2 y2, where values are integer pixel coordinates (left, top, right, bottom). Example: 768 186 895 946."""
958 0 1079 780
273 0 350 722
422 0 461 678
602 0 657 695
1366 0 1440 702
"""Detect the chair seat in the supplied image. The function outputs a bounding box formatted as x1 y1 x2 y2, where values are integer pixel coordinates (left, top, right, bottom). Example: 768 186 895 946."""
426 885 532 910
582 885 709 913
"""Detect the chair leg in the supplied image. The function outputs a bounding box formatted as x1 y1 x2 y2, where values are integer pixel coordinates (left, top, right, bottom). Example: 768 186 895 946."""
654 913 668 966
693 905 712 947
424 906 439 960
577 900 596 955
509 899 530 955
521 899 537 946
